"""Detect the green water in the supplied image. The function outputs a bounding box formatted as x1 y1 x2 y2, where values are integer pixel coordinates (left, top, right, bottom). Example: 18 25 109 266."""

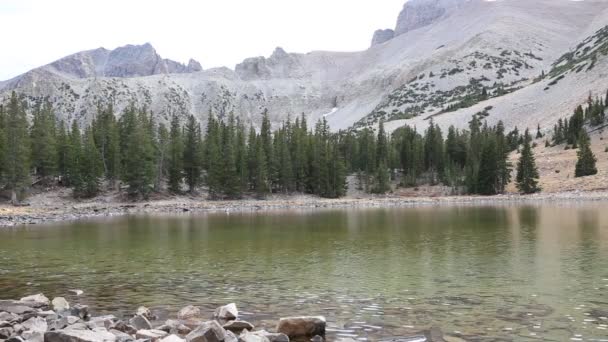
1 204 607 341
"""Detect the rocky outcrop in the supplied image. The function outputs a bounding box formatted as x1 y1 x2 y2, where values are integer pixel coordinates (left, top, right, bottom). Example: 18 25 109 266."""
394 0 462 36
371 29 395 46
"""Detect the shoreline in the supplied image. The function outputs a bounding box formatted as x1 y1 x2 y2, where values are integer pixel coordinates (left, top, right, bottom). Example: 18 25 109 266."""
2 189 608 228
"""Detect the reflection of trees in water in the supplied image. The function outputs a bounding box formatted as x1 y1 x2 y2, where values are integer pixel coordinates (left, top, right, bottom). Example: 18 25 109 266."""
518 205 539 242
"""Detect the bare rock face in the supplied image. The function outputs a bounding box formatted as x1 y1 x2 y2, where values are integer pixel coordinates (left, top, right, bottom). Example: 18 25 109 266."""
371 29 395 46
187 59 203 72
394 0 463 36
104 43 164 77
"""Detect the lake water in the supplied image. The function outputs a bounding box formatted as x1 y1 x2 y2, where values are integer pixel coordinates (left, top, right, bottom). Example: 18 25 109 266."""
1 204 607 341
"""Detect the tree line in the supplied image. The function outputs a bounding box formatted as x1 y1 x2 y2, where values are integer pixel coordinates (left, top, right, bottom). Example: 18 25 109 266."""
0 92 550 203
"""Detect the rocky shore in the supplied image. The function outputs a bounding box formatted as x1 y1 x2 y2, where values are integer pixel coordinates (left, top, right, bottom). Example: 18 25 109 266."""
0 293 455 342
2 189 608 228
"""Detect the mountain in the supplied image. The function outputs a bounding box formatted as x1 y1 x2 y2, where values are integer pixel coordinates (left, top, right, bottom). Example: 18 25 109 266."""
1 0 608 134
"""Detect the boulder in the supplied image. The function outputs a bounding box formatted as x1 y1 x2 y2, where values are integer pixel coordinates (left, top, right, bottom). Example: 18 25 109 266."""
6 336 25 342
310 336 323 342
45 329 117 342
158 320 191 335
225 331 238 342
0 312 20 324
70 305 90 320
0 327 13 339
128 316 151 331
213 304 238 320
177 306 201 321
88 316 117 329
160 335 186 342
52 298 70 312
0 304 36 316
19 294 50 308
108 321 136 335
21 330 44 342
21 317 47 333
109 329 134 342
222 321 254 333
135 307 154 321
248 331 288 342
135 329 168 341
185 321 226 342
238 331 269 342
276 317 325 338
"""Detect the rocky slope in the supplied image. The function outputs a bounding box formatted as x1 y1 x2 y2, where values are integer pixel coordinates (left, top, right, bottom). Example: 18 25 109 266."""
1 0 608 133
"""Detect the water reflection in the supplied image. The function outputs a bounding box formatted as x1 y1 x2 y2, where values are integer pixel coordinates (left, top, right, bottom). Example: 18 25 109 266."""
0 204 607 340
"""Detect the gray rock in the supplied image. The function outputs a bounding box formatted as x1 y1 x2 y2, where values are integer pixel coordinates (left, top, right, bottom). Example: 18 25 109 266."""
70 305 90 320
0 313 20 324
371 29 395 46
276 317 325 338
177 306 201 321
36 310 56 318
109 329 134 342
222 321 254 333
0 327 13 339
237 331 268 342
185 321 226 342
52 298 70 312
45 329 117 342
68 290 84 296
157 320 190 335
213 304 238 320
394 0 463 36
224 331 237 342
248 331 287 342
159 335 185 342
19 294 50 308
135 329 168 341
64 323 89 331
21 317 47 333
187 60 203 73
88 316 117 329
21 330 44 342
309 336 323 342
109 321 136 335
129 316 151 331
0 305 36 316
135 307 153 321
6 336 25 342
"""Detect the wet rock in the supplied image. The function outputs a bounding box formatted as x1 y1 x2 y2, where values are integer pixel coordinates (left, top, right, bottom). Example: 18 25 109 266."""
222 321 254 333
238 330 268 342
70 305 90 320
177 306 201 321
136 307 154 321
214 304 238 320
19 294 49 308
276 317 325 338
160 335 185 342
21 317 47 333
135 329 168 341
52 298 70 313
45 329 117 342
185 321 226 342
129 316 151 331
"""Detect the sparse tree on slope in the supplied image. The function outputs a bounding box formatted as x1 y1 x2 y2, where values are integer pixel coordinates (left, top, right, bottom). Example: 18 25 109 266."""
516 130 541 194
575 130 598 178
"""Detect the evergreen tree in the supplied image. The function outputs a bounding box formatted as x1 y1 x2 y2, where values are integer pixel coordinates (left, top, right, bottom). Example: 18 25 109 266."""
204 114 222 197
516 130 541 194
536 124 543 139
122 107 156 198
3 92 31 203
30 100 57 183
372 161 391 194
56 121 69 184
183 115 204 194
0 105 5 181
76 128 103 198
65 120 82 189
167 115 184 193
93 105 120 186
155 123 170 191
254 138 270 198
477 138 499 195
575 130 598 178
221 114 242 199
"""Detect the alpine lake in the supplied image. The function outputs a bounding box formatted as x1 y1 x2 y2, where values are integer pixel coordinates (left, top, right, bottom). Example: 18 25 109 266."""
1 203 607 341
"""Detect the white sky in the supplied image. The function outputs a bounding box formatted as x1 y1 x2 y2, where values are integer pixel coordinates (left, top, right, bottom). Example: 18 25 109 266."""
0 0 405 81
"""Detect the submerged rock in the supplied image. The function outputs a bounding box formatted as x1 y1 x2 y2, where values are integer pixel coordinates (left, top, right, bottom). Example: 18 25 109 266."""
276 317 325 338
185 321 226 342
177 306 201 321
214 304 238 320
222 320 254 333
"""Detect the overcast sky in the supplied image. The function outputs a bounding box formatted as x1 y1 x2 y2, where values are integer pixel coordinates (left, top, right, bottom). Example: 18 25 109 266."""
0 0 405 80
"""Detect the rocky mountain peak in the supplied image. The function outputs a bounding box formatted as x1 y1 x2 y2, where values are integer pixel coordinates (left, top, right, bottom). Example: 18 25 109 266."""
371 29 395 46
187 59 203 72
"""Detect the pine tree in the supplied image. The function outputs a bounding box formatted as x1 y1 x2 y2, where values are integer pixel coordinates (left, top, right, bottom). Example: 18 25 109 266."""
204 114 222 198
254 139 270 198
155 123 170 191
182 115 204 194
3 92 31 203
93 105 120 187
0 105 6 183
575 130 598 178
477 138 499 195
122 107 156 198
76 128 103 198
56 121 69 184
66 120 83 189
30 100 58 183
516 130 541 194
221 114 242 199
536 124 543 139
167 115 184 193
372 161 391 194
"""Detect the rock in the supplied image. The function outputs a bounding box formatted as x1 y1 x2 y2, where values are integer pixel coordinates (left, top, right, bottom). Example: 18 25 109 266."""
67 316 81 325
19 294 50 308
0 305 36 316
129 316 151 331
109 329 134 342
187 60 203 73
88 316 117 329
238 331 268 342
394 0 462 36
276 317 325 338
222 321 254 333
225 331 237 342
21 330 44 342
5 337 25 342
0 312 20 324
177 306 201 321
371 29 395 46
213 304 238 320
45 329 117 342
135 307 153 321
64 323 89 331
68 290 84 296
52 298 70 312
185 321 226 342
21 317 47 333
158 320 190 335
0 327 13 339
36 310 57 318
135 329 168 341
310 336 323 342
160 335 185 342
108 321 136 335
70 305 90 320
248 331 288 342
